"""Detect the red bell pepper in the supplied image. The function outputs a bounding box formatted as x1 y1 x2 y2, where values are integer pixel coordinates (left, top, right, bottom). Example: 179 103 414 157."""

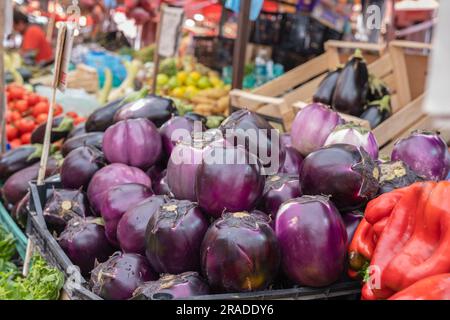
389 273 450 300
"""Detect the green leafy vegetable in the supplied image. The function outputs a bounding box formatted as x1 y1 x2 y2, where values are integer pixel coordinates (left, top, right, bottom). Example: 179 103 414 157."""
0 225 16 261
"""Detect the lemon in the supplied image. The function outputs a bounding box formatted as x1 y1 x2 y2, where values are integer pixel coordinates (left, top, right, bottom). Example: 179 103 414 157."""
156 74 169 87
171 87 186 98
176 71 188 85
209 76 223 87
189 71 202 82
197 76 212 90
185 85 199 99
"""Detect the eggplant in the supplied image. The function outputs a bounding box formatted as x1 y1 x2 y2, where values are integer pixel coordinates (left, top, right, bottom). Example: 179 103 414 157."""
114 95 176 127
31 116 74 144
367 75 390 102
43 188 92 235
2 158 60 206
12 192 30 229
332 50 369 116
61 132 104 157
0 145 42 180
379 161 424 194
312 66 342 105
85 99 123 132
67 123 86 139
183 112 207 125
360 95 392 129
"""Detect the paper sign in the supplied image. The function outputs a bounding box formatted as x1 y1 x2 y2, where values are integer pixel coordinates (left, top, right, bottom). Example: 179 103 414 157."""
158 6 185 58
52 25 75 92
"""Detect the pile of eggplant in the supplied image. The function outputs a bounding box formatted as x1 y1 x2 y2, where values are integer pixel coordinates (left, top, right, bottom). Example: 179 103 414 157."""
313 49 392 128
1 87 449 301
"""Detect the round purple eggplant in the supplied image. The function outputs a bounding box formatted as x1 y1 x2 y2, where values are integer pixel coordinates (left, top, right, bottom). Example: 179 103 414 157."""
278 134 303 175
260 174 301 218
378 160 424 194
275 195 347 287
201 211 280 292
103 118 162 170
196 145 265 218
100 183 153 246
299 144 379 211
58 217 115 276
87 163 151 214
90 252 157 300
117 195 168 254
159 116 202 156
145 199 209 274
342 211 363 247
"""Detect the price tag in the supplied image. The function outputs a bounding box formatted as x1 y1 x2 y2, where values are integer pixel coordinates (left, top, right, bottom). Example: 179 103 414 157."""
52 25 75 92
158 6 185 58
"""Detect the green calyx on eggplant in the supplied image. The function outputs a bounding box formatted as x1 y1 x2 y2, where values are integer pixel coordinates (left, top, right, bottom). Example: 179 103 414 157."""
367 74 390 101
332 49 369 117
360 95 391 129
31 116 74 144
313 65 343 106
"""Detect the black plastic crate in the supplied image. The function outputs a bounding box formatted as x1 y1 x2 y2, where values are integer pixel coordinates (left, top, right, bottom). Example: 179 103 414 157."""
29 181 361 300
250 11 284 46
193 36 234 72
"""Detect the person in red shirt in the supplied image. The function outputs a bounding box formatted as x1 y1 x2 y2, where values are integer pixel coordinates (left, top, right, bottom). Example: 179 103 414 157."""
13 9 53 64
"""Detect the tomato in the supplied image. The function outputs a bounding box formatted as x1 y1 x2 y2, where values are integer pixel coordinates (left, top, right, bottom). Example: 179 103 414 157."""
35 113 48 124
16 118 36 134
6 125 18 141
27 93 40 106
15 100 29 114
20 132 32 144
10 111 22 122
8 86 24 100
66 111 79 119
74 117 86 125
32 101 49 117
54 104 63 116
9 139 22 149
38 96 49 103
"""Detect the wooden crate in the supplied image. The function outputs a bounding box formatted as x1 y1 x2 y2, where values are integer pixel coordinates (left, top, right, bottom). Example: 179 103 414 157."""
231 40 432 151
230 40 386 131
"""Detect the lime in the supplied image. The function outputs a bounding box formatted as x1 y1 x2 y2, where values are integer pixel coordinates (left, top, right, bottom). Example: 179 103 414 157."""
168 76 180 90
197 76 212 90
157 74 169 87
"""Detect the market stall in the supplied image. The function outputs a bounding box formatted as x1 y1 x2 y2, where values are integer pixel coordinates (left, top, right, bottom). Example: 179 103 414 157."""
1 0 450 302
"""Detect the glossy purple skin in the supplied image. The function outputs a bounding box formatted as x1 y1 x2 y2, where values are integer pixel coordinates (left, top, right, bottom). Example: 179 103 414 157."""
145 199 209 274
90 252 157 300
291 103 344 157
100 183 153 246
324 124 379 159
147 166 172 196
275 195 347 287
220 109 285 173
201 211 280 292
167 141 204 201
159 116 199 156
342 211 363 247
61 132 104 157
87 163 151 214
117 195 168 254
67 122 86 139
196 146 265 218
299 144 379 211
61 146 105 190
103 118 162 170
391 131 450 181
278 134 303 175
2 158 59 205
58 218 115 276
43 189 92 235
260 174 301 218
132 272 210 299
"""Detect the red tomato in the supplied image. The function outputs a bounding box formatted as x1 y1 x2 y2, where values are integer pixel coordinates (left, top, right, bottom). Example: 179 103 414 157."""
9 139 22 149
35 113 48 124
54 104 63 116
27 93 40 106
10 111 22 122
6 125 18 141
8 86 24 100
32 102 49 117
66 111 79 119
20 132 32 144
16 118 36 134
74 117 86 125
8 101 16 110
15 100 29 114
38 96 49 103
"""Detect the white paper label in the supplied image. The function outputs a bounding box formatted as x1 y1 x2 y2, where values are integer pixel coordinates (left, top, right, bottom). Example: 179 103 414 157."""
57 26 75 92
158 6 185 58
